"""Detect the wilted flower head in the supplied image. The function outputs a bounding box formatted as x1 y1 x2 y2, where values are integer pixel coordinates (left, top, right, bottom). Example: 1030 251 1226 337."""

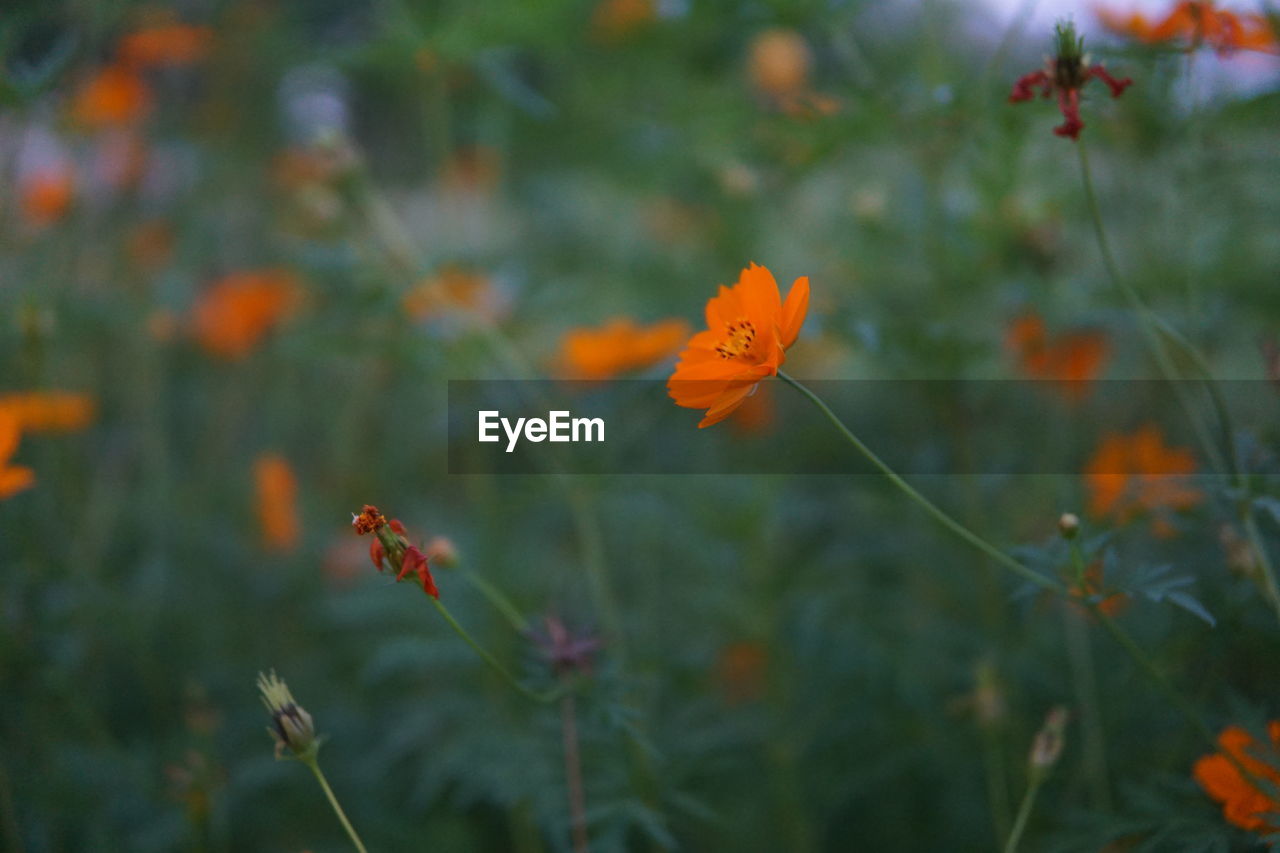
257 670 317 759
1009 20 1132 140
354 507 439 598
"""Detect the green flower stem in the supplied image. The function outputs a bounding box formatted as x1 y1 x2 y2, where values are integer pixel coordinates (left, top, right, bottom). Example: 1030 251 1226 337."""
776 370 1064 595
1002 770 1043 853
1077 140 1280 621
459 569 530 633
301 755 371 853
777 372 1264 780
430 597 562 704
1063 542 1112 811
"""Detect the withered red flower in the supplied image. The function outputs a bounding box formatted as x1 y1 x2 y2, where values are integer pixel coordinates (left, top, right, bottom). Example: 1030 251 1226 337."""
1010 21 1132 140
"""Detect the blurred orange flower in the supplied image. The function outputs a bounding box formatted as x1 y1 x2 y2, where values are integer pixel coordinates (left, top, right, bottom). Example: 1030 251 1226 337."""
1194 722 1280 834
254 453 299 552
0 392 96 433
402 267 501 324
0 412 36 501
668 263 809 428
20 169 75 227
1067 559 1128 616
591 0 657 41
557 318 690 380
1006 312 1109 401
71 65 152 129
118 23 213 67
716 641 768 705
1095 2 1278 53
1084 425 1202 532
749 29 811 98
192 270 301 359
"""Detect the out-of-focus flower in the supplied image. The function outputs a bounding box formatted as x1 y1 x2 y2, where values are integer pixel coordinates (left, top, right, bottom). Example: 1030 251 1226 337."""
192 270 301 359
1006 312 1109 401
1010 21 1132 140
1194 721 1280 834
668 263 809 428
749 29 812 98
356 508 439 598
257 671 317 759
424 536 458 568
440 146 502 195
1095 2 1277 53
1058 512 1081 539
0 392 95 433
128 221 175 271
20 169 75 228
402 266 503 325
1084 424 1202 534
591 0 657 41
1029 707 1070 771
118 23 213 68
715 641 768 704
254 454 299 552
1067 558 1128 616
0 412 36 501
70 65 152 129
556 318 690 380
530 616 599 677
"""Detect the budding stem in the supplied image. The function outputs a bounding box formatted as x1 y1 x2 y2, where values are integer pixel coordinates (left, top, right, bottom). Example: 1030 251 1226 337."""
1002 772 1043 853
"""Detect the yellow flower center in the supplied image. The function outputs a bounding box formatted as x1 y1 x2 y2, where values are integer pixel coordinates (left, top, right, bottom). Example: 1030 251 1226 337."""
715 319 756 359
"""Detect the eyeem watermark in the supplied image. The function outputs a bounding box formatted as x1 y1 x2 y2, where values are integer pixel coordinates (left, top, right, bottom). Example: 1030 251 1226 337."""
478 410 605 453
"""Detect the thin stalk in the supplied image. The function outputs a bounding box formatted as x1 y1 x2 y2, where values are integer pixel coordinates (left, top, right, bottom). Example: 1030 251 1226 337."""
301 756 370 853
1002 774 1043 853
1064 543 1112 810
776 371 1063 594
431 598 562 704
560 685 592 853
1077 141 1280 621
776 373 1263 782
460 569 530 633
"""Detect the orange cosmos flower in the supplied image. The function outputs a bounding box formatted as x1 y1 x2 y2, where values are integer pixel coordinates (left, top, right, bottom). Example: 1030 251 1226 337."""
1096 2 1278 53
192 270 301 359
20 169 75 228
0 412 36 501
1084 424 1202 532
1194 722 1280 834
70 64 152 129
0 392 95 433
748 29 812 98
118 23 213 68
556 318 690 380
668 263 809 428
254 453 299 552
1006 312 1109 401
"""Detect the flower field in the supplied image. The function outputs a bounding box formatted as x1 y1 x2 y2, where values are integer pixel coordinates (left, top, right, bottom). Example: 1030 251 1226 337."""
3 1 1280 850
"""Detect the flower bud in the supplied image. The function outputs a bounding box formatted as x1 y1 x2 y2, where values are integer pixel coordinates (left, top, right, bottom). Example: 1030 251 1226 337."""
425 535 458 568
257 670 317 759
1058 512 1080 540
1029 706 1070 772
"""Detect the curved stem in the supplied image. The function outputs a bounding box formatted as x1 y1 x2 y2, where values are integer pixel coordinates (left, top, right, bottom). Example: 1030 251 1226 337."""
431 597 562 704
303 756 371 853
1077 141 1280 621
1002 774 1042 853
460 569 530 633
776 371 1063 594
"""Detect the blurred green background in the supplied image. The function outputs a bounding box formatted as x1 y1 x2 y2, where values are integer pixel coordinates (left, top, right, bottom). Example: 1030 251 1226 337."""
3 0 1280 850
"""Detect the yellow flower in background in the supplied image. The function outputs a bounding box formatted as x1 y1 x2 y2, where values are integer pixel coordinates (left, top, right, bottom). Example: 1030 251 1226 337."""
556 317 690 380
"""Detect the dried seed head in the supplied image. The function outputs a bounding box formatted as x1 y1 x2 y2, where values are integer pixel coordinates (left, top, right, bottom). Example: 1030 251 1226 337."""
257 670 317 759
